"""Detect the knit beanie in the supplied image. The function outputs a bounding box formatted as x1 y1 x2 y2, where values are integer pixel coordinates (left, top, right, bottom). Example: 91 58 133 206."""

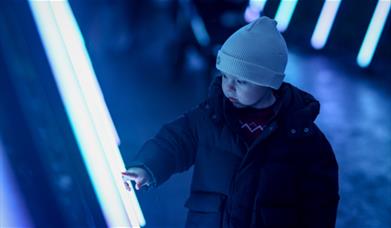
216 16 288 89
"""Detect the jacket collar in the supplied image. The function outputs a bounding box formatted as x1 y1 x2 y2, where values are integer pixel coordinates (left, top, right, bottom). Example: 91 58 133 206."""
204 76 320 138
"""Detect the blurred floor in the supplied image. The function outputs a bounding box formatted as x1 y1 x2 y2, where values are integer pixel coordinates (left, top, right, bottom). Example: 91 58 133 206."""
77 3 391 228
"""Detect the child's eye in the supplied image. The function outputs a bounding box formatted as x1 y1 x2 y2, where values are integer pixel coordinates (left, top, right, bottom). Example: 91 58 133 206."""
222 74 227 79
236 80 247 85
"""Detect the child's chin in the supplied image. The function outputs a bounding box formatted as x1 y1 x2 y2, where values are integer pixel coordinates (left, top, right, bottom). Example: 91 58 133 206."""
232 102 246 108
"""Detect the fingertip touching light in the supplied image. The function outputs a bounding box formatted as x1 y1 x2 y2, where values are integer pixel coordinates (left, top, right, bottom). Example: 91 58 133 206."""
311 0 342 50
28 0 145 227
357 0 391 68
274 0 299 32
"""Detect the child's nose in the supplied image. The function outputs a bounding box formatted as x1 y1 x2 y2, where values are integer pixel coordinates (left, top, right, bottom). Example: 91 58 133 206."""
227 81 236 92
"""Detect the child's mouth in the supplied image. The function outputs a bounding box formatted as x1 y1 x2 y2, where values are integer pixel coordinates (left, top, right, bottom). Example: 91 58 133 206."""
228 97 238 103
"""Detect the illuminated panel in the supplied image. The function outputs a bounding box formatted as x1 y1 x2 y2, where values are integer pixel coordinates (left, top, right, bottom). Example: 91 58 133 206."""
28 1 145 227
274 0 299 32
311 0 342 49
357 0 391 68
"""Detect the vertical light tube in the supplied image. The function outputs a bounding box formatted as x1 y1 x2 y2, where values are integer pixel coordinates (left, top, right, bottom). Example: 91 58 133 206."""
357 0 391 68
48 2 145 226
28 1 145 227
47 2 120 146
274 0 299 32
311 0 342 49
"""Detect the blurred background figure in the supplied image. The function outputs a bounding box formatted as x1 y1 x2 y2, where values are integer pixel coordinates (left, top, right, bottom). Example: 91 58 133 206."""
1 0 390 227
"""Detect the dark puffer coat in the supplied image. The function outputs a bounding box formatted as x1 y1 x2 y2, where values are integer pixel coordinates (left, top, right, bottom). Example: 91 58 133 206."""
128 76 339 227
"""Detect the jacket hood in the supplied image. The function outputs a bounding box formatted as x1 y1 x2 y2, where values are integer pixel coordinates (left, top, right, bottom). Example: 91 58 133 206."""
205 76 320 136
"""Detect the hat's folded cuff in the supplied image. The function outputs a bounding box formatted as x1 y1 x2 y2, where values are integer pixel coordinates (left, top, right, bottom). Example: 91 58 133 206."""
216 50 284 90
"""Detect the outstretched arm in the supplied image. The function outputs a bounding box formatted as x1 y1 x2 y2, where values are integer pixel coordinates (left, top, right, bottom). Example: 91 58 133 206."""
125 111 198 189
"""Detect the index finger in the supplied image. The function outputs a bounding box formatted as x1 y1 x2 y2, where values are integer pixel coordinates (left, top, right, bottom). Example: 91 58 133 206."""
122 171 138 176
121 172 137 181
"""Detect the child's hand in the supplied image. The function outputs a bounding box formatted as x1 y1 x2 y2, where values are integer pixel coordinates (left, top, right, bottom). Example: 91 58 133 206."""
121 167 152 191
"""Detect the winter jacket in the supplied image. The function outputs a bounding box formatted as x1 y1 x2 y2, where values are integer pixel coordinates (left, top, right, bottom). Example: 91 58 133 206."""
128 76 339 227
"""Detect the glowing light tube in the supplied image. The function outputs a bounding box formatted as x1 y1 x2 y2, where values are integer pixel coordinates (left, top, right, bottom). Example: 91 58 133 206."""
311 0 342 49
244 0 268 22
274 0 299 32
357 0 391 68
28 1 145 227
249 0 268 10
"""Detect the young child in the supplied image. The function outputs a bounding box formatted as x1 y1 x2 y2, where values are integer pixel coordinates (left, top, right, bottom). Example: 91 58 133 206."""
122 16 339 228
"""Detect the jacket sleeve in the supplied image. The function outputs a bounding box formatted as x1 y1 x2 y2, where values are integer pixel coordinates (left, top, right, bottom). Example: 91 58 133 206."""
298 124 340 228
127 110 199 187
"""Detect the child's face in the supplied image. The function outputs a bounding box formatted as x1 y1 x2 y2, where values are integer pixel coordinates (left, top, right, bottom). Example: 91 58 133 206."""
221 73 273 108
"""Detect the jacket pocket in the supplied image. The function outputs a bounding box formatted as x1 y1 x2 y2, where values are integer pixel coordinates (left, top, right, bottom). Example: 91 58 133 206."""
184 191 226 212
184 192 226 228
254 207 299 228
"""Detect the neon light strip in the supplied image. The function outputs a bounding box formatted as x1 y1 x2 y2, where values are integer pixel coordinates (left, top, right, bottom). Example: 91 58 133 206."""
244 0 268 22
274 0 299 32
311 0 342 49
357 0 391 68
47 2 145 226
249 0 267 10
49 3 120 146
28 1 145 227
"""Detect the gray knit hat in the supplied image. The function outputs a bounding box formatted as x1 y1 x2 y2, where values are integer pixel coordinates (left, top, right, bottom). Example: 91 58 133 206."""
216 16 288 89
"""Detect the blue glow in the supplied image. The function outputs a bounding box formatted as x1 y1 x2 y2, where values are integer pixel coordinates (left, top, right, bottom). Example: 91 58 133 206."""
0 139 33 227
28 1 145 227
357 0 391 68
249 0 267 10
311 0 342 50
274 0 299 32
244 0 268 22
191 14 210 47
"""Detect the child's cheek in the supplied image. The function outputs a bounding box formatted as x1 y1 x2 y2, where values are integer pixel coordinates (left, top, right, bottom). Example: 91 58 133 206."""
237 92 250 104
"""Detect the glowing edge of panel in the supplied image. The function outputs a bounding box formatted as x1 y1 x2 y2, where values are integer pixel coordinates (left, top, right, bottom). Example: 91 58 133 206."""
28 1 145 227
